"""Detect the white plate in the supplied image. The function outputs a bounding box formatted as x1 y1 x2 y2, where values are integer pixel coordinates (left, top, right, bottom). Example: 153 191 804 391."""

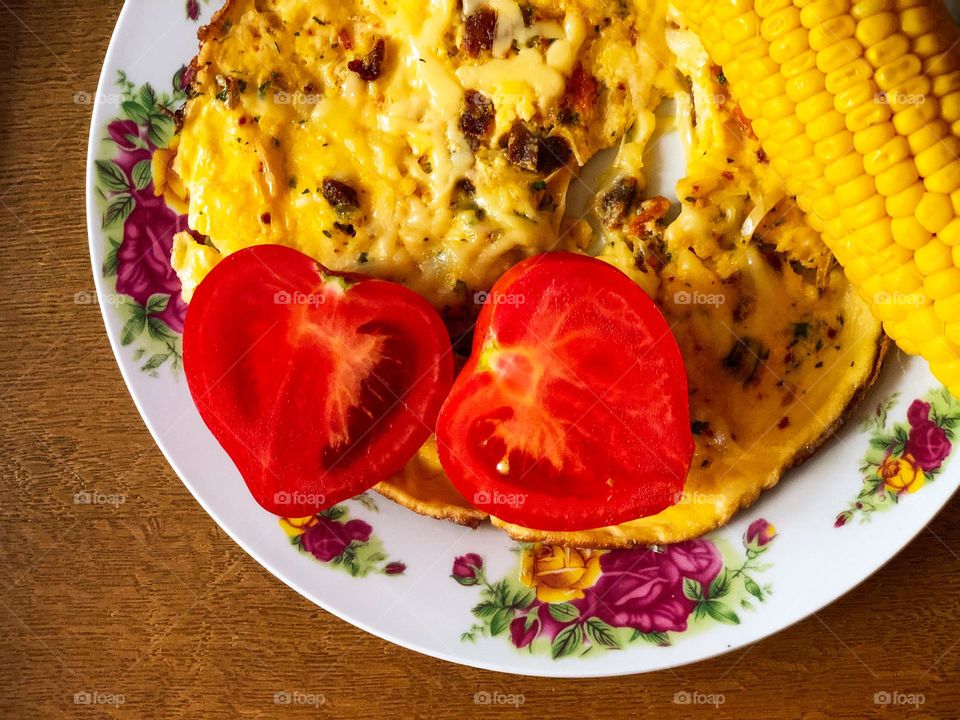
86 0 960 677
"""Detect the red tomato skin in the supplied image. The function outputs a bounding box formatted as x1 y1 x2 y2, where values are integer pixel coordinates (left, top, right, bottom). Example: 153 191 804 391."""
184 245 452 516
437 252 693 531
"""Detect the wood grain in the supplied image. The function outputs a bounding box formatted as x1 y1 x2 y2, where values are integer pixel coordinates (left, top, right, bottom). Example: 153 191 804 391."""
1 1 959 717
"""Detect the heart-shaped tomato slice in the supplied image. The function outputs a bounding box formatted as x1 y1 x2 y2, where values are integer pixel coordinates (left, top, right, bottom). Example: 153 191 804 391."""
184 245 453 516
437 252 692 531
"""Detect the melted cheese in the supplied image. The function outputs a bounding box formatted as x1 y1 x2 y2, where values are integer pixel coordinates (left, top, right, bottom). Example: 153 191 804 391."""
173 0 663 306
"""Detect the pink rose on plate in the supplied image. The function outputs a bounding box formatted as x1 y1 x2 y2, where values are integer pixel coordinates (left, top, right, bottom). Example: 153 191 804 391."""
904 399 952 471
300 516 372 562
451 554 484 586
509 616 539 649
907 400 932 427
905 422 951 471
578 540 723 634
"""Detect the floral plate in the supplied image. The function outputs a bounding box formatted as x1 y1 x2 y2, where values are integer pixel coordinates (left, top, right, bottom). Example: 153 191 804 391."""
85 0 960 677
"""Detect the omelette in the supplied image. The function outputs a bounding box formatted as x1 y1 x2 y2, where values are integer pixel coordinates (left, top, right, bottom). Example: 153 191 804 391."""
158 0 887 547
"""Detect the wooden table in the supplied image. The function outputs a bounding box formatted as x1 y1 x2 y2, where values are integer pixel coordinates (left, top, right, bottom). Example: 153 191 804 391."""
2 2 960 717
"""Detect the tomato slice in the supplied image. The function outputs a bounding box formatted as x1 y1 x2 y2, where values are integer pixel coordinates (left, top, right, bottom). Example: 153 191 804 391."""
184 245 453 516
436 252 692 531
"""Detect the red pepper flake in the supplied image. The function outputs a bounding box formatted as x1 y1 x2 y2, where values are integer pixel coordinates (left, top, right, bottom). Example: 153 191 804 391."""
338 28 353 50
463 7 497 57
721 170 734 180
260 212 272 224
777 416 790 429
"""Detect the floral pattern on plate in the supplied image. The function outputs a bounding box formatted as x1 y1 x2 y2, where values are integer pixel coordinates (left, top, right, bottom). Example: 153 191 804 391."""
281 495 406 577
835 387 959 526
95 69 189 376
452 519 776 658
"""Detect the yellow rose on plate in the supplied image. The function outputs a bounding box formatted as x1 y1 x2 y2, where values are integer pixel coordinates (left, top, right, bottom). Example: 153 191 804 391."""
520 544 604 603
879 453 925 494
279 515 319 537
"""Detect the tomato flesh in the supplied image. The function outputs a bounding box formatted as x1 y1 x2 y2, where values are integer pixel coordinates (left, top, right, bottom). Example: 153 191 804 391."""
437 252 692 531
184 245 453 516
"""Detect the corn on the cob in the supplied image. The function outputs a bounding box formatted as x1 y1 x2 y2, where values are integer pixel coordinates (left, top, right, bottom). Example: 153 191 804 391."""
673 0 960 394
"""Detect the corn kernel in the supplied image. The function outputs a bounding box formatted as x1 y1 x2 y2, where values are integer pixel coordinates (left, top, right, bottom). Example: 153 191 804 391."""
947 323 960 346
941 91 960 123
801 0 849 26
892 216 933 248
797 91 835 123
825 59 874 95
939 218 960 246
924 162 960 195
893 102 939 134
916 192 954 232
810 16 857 50
838 172 877 205
907 120 948 154
844 98 892 132
854 122 895 153
761 6 801 40
842 193 887 229
934 71 960 97
916 137 960 177
756 0 792 15
875 55 922 91
770 27 809 64
886 182 924 217
787 68 827 102
852 0 893 20
817 38 864 73
901 6 939 37
915 238 953 274
856 12 899 47
925 267 960 299
810 110 848 141
866 33 911 67
815 130 854 164
826 153 866 185
864 136 909 175
781 49 818 78
876 159 919 195
935 294 960 322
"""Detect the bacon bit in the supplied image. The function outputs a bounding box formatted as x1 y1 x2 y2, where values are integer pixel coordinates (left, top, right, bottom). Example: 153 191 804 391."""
348 38 386 81
459 90 495 149
731 105 757 139
634 196 671 225
560 65 599 124
538 136 571 174
337 28 353 50
260 212 272 224
463 7 497 57
321 178 360 212
777 416 790 429
598 177 637 228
